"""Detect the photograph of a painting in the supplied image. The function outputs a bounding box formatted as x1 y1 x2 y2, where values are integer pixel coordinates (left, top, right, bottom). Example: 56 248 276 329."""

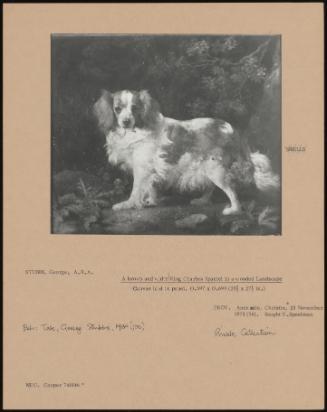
51 35 281 235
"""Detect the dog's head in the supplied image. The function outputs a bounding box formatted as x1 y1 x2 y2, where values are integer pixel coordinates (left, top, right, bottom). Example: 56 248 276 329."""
93 89 160 134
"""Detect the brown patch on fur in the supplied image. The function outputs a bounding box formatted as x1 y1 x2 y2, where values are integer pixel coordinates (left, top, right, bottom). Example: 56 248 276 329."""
161 119 250 168
205 120 242 152
93 90 116 134
161 124 198 164
138 90 160 129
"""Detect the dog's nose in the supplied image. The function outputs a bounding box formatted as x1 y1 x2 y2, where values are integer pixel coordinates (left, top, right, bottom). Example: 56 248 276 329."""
123 119 131 127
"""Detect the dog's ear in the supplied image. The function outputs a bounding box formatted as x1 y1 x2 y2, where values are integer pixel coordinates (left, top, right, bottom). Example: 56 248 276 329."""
139 90 160 129
93 89 116 135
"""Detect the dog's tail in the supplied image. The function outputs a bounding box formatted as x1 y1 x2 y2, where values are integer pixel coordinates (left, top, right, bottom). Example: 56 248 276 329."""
250 152 280 192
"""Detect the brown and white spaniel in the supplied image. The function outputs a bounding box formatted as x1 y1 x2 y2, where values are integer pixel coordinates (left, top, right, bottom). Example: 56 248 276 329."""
93 89 280 214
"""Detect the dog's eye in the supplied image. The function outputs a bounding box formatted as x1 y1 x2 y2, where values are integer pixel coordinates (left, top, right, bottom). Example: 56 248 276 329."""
115 106 121 114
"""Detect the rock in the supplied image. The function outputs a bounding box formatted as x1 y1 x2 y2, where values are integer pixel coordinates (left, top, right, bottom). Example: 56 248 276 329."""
102 208 161 234
175 214 209 229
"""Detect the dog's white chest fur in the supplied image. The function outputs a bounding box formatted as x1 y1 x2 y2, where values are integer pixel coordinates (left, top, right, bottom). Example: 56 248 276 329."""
106 129 145 166
105 128 163 174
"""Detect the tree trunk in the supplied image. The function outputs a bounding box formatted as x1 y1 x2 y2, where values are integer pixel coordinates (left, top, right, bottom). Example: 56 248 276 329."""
244 39 281 172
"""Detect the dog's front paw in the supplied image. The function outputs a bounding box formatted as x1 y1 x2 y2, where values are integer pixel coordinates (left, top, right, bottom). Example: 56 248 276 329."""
112 200 134 211
222 204 242 215
143 197 158 207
